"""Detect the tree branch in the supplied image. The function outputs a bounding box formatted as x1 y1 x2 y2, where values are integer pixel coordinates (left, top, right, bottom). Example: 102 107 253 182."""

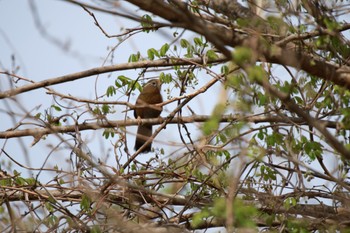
0 56 227 99
2 186 349 229
261 79 350 160
0 114 339 140
123 0 350 89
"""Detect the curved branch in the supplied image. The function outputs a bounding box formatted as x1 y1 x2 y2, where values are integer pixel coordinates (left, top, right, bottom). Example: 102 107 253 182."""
0 56 227 99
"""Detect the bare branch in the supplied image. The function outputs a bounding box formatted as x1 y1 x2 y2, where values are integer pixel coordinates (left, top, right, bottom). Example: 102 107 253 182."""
0 56 227 99
0 114 339 139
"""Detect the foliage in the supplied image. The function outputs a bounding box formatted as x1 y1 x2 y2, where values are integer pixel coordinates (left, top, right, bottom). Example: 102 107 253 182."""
1 0 350 232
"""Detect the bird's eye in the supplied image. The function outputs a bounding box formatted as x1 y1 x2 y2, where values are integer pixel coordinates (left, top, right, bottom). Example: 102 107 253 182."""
152 81 157 86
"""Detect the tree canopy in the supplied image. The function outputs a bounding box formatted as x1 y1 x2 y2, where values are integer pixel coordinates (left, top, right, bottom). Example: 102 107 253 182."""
1 0 350 232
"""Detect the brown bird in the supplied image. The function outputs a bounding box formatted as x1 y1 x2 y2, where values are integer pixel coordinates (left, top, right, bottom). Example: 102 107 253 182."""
134 79 163 153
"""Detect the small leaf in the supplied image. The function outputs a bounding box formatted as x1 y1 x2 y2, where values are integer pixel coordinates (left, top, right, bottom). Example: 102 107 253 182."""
206 49 218 61
257 129 265 140
147 48 155 60
233 46 253 66
51 105 62 112
132 81 142 92
141 14 154 32
106 86 116 97
101 104 110 115
159 72 172 84
159 72 165 81
203 119 219 136
80 194 91 212
221 65 229 75
247 65 266 82
147 48 159 60
160 43 169 57
34 113 42 119
102 128 115 139
283 197 297 210
102 130 110 139
194 37 203 46
180 39 190 48
15 177 26 186
25 178 36 185
128 52 140 62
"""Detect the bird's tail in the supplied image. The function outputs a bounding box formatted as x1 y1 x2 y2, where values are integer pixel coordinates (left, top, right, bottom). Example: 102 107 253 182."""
134 124 153 153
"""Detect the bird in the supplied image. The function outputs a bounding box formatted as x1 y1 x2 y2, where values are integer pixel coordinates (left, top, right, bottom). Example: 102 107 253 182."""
134 79 163 153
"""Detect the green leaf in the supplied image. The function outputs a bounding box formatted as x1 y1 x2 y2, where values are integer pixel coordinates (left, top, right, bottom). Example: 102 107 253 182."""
131 164 137 171
266 16 288 35
0 178 12 186
147 48 159 60
45 202 54 212
284 197 297 210
147 48 155 60
194 37 203 46
257 129 265 140
132 80 142 92
304 141 323 161
202 103 226 135
115 75 137 92
192 198 257 228
25 178 36 185
90 225 102 233
180 39 190 48
128 52 140 62
34 112 41 119
106 85 116 97
256 91 268 106
266 132 284 147
323 18 340 31
118 75 130 83
159 72 172 84
141 14 155 32
15 177 26 186
80 194 91 212
51 105 62 112
160 43 169 56
101 104 110 115
206 49 218 61
247 65 266 82
102 129 115 139
341 108 350 128
218 132 227 143
185 47 194 58
260 165 276 181
233 47 253 66
221 65 229 75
